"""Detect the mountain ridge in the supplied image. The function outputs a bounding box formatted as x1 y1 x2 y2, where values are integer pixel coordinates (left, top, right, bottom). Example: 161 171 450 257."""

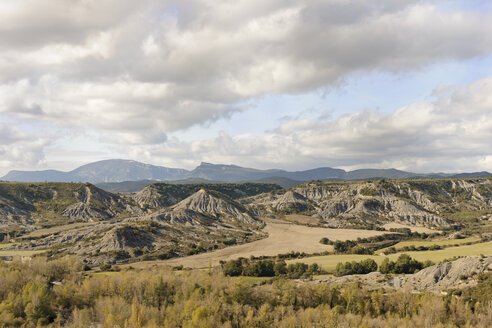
2 159 490 185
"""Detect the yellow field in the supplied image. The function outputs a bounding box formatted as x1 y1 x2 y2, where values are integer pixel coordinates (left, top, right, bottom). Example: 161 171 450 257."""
128 222 390 269
288 240 492 272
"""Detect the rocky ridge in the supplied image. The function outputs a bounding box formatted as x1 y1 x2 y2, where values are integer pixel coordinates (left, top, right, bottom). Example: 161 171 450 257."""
245 179 492 228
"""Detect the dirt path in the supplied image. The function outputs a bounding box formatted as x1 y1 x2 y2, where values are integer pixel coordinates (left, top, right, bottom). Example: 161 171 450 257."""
129 221 389 269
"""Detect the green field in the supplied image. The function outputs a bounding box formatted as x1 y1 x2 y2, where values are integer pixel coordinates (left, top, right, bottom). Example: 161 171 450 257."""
288 240 492 272
378 237 481 253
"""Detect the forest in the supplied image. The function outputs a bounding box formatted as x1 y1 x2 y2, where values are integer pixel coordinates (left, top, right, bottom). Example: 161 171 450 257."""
0 257 490 327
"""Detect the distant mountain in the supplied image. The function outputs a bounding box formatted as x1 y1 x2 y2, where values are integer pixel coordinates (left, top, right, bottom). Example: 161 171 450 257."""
188 162 347 182
2 159 188 183
2 159 490 184
188 162 286 182
448 171 492 179
344 168 416 180
249 177 305 188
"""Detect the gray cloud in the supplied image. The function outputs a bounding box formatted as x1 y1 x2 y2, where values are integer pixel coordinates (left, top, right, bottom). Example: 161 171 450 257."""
1 0 492 139
1 0 492 173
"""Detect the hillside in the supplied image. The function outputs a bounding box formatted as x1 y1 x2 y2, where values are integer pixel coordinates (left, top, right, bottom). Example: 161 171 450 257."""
131 182 282 210
0 182 138 230
245 178 492 229
2 177 492 265
10 190 264 264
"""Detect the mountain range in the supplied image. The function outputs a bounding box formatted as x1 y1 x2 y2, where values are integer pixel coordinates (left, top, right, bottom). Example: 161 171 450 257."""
2 159 490 186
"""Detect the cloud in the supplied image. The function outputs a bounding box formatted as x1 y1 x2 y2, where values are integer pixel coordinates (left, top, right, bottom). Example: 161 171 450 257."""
1 0 492 139
126 76 492 173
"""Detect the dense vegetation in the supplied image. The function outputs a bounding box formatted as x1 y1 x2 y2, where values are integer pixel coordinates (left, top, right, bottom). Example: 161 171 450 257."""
334 255 433 276
334 259 378 276
379 254 433 274
221 258 320 278
0 257 491 327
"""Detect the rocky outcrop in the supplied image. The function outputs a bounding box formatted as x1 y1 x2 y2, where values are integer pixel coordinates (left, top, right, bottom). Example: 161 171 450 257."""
273 191 312 212
0 182 136 228
173 189 258 225
62 203 110 221
246 179 492 228
139 209 215 226
404 256 492 291
91 226 155 253
133 185 178 209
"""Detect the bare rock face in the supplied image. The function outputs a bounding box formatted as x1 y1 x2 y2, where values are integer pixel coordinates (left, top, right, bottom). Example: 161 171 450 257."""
404 256 492 291
273 191 312 212
0 195 34 228
93 226 155 253
133 185 177 209
141 209 215 226
173 189 258 225
245 179 492 228
62 203 109 221
0 182 140 229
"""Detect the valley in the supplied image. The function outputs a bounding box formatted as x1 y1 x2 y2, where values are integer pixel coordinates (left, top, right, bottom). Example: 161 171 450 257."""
131 220 389 269
1 177 492 267
1 176 492 327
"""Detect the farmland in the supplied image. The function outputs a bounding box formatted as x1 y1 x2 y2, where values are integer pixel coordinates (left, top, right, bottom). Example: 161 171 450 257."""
288 240 492 272
378 237 481 253
130 221 390 269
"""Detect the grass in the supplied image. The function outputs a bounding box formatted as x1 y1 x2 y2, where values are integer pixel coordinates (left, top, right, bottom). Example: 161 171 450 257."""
0 243 19 249
378 237 481 253
287 241 492 272
90 271 122 276
0 249 46 257
230 276 273 284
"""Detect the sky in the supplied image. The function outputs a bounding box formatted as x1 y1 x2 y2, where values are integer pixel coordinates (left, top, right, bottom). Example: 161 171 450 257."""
1 0 492 175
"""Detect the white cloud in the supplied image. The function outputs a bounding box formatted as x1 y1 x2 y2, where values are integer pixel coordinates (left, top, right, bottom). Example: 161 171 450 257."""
0 122 50 174
1 0 492 173
1 1 492 137
126 75 492 173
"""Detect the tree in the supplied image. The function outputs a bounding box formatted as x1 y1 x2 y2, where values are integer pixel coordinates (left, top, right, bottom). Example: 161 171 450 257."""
222 258 243 276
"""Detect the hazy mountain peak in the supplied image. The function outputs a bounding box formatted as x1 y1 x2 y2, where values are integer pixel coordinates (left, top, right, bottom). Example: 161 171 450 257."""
2 159 490 185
